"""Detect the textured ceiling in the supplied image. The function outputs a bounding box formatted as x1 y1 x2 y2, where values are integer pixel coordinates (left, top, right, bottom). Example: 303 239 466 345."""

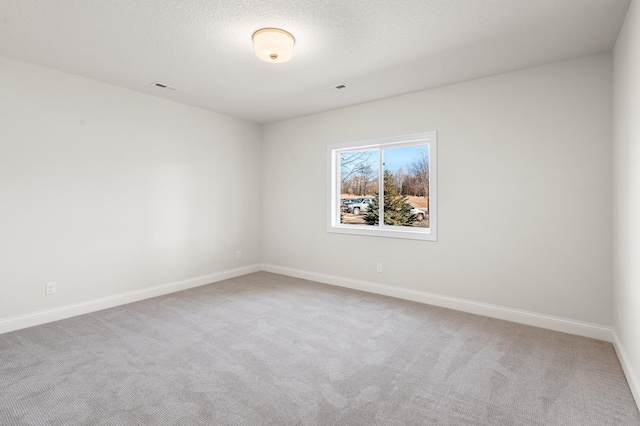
0 0 631 124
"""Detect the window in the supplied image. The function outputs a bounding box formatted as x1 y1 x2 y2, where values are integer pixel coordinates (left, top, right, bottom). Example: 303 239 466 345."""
327 131 437 241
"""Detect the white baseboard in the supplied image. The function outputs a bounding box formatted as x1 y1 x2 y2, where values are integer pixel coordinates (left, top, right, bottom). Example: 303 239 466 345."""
261 263 614 342
0 264 261 335
0 262 615 344
613 330 640 411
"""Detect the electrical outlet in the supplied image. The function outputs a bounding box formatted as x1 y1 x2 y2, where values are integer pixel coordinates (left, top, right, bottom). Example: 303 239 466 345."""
376 263 383 273
236 251 242 260
45 282 56 295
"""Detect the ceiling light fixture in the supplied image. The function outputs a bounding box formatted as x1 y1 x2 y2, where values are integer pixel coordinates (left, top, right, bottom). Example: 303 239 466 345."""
252 28 295 64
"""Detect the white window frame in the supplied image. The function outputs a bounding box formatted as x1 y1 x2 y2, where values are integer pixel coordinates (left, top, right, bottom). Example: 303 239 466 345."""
327 131 437 241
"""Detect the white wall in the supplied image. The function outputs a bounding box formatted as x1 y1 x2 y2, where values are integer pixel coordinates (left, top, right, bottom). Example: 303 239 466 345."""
262 54 613 328
613 0 640 405
0 56 261 328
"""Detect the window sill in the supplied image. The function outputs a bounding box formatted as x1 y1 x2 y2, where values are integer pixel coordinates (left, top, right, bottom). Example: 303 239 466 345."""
327 224 437 241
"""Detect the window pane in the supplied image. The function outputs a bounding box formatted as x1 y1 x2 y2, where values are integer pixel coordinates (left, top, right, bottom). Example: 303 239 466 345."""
382 145 429 228
339 150 379 226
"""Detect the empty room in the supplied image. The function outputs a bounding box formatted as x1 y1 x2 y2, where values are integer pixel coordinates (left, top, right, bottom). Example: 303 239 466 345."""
1 0 640 424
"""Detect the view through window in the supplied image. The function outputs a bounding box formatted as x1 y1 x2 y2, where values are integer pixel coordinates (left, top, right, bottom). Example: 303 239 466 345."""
327 132 437 241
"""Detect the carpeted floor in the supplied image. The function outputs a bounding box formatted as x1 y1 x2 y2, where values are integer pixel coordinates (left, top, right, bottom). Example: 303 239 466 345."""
1 272 639 425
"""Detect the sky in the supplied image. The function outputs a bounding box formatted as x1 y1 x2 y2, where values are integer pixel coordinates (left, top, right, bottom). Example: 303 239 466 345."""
383 145 428 173
341 145 429 177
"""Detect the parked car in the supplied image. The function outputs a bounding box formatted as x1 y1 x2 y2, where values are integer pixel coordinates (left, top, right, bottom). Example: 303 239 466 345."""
347 198 375 215
343 197 362 205
409 205 426 221
341 197 363 210
344 198 426 221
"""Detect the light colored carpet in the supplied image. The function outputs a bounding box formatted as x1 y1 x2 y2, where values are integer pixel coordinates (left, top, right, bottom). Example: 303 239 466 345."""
1 272 638 425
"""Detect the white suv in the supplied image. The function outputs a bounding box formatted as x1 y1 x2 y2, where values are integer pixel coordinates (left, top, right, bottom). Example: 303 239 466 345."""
346 198 375 215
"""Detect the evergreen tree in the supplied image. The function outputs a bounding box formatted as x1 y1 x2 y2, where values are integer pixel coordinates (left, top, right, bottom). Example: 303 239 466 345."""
365 171 416 226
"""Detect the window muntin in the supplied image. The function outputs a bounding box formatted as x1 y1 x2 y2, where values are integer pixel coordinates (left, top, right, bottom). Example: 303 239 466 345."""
327 132 437 241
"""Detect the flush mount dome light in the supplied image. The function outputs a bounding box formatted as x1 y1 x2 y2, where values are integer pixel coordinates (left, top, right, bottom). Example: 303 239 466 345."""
252 28 295 63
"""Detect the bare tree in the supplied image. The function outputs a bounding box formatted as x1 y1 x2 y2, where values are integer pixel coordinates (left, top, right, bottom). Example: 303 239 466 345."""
354 162 376 195
340 151 378 195
394 167 407 193
340 151 373 183
409 147 429 199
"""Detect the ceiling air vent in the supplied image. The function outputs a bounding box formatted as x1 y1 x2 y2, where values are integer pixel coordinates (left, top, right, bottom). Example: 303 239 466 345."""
152 82 179 91
324 84 349 93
